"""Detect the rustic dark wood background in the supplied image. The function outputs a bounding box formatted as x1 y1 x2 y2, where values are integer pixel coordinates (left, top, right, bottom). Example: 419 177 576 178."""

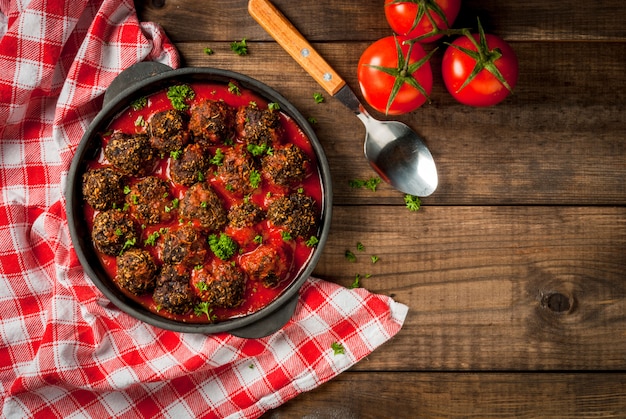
137 0 626 416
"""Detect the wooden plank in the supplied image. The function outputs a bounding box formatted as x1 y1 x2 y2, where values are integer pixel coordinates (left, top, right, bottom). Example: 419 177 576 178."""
311 205 626 370
174 41 626 206
136 0 626 42
260 372 626 418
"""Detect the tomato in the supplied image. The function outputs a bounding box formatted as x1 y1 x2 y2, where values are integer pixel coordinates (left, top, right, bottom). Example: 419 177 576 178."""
357 36 434 115
384 0 462 43
442 28 519 107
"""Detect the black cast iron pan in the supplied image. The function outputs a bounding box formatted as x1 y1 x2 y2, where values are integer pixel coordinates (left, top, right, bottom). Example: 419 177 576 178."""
66 62 332 338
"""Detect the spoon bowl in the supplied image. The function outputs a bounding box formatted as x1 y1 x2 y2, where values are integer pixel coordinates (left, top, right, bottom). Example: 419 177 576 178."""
249 0 438 196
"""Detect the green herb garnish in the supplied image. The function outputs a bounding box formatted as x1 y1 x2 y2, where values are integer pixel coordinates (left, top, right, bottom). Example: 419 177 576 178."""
208 233 238 260
313 92 325 103
349 176 381 192
404 194 422 211
203 47 214 55
305 236 319 247
331 342 345 355
131 97 147 111
228 82 241 96
345 249 356 262
194 301 214 321
167 84 195 110
230 38 248 55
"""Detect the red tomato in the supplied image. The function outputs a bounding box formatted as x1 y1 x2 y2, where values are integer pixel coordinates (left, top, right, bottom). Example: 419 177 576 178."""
442 31 518 107
357 36 434 115
384 0 462 43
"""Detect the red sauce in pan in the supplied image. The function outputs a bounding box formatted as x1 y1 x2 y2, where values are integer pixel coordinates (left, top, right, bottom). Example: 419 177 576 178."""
83 81 323 323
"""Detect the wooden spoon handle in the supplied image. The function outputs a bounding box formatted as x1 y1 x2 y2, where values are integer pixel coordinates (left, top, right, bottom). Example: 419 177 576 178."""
248 0 346 96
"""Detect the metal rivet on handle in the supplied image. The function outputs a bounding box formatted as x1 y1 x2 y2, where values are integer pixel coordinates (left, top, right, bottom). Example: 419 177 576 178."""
323 73 332 81
301 48 310 58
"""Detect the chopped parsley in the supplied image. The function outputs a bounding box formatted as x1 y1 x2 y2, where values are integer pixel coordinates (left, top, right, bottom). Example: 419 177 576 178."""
247 142 271 157
404 194 422 211
253 235 263 244
208 233 238 260
230 38 248 55
203 47 214 55
194 301 214 321
170 149 182 160
131 96 147 111
249 169 261 188
228 81 241 96
307 116 317 124
356 242 365 252
331 342 345 355
268 102 280 111
144 231 161 246
371 255 380 264
134 115 145 127
344 249 356 262
210 148 224 165
120 237 136 254
349 176 381 192
350 274 361 289
281 231 292 242
167 84 195 110
305 236 319 247
313 92 325 103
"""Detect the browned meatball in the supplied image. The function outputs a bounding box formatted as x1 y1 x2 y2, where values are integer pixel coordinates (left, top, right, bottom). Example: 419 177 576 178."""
91 209 137 256
227 201 264 228
235 104 281 146
82 167 126 211
104 132 156 176
216 146 259 195
126 176 175 226
267 193 318 238
192 263 246 308
160 224 207 266
179 182 227 231
170 143 210 186
153 264 196 315
188 99 235 145
240 244 290 287
148 109 189 154
262 143 309 187
115 248 157 295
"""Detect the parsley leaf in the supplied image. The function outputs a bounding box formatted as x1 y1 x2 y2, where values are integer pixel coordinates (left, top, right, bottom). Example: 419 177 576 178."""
194 301 214 321
131 97 147 111
404 194 422 211
230 38 248 55
331 342 345 355
345 249 356 262
313 92 325 103
167 84 195 110
208 233 238 260
349 176 381 192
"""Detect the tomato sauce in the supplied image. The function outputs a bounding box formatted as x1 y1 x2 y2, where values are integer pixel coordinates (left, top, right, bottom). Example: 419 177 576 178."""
84 81 324 323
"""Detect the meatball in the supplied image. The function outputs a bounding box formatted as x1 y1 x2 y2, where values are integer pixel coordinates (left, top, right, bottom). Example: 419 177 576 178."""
267 193 318 238
192 263 246 308
104 132 156 176
179 182 227 230
115 248 157 295
262 143 309 187
240 244 290 287
153 264 196 315
160 224 207 266
148 109 189 154
235 104 281 146
82 167 125 211
126 176 175 225
188 99 235 145
228 201 264 228
91 209 137 256
170 143 210 186
216 146 259 195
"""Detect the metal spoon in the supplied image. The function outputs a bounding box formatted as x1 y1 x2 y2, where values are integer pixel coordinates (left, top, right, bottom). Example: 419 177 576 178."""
248 0 438 196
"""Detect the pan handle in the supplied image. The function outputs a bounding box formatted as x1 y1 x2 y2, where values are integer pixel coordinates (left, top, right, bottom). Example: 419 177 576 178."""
103 61 174 108
248 0 346 96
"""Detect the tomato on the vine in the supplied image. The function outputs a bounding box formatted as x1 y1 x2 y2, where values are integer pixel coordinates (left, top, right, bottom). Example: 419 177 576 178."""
442 21 518 107
384 0 462 43
357 36 435 115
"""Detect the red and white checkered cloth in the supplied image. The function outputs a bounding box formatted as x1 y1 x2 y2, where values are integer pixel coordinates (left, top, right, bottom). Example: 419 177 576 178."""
0 0 408 417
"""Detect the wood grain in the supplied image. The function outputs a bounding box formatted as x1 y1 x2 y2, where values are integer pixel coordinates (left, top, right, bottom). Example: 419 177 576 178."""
135 0 626 417
261 372 626 418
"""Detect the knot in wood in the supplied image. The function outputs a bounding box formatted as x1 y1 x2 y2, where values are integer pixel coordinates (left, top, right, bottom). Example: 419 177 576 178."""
541 292 572 313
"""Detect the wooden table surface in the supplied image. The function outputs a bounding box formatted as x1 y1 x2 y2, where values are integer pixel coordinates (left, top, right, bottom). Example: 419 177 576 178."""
137 0 626 417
